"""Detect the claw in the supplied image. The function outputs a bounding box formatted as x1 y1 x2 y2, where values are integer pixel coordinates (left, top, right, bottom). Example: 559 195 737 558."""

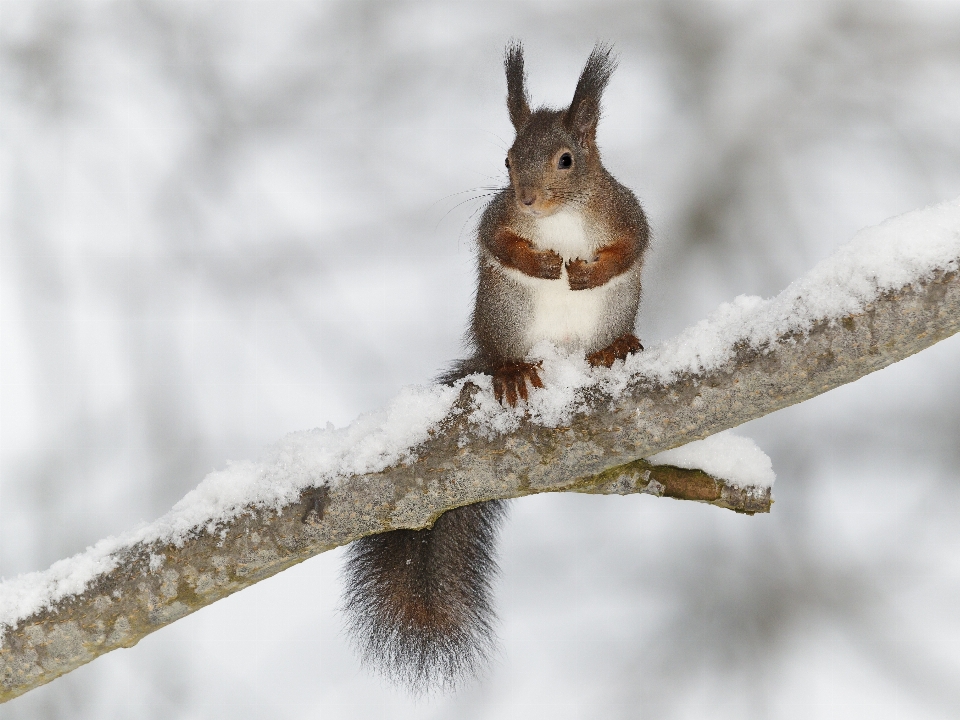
491 361 543 407
587 333 643 368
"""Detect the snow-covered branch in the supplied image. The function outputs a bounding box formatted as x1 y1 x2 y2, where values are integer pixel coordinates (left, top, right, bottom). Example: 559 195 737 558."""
1 199 959 703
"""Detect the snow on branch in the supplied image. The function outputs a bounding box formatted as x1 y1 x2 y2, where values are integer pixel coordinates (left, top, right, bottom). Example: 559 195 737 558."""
1 198 959 703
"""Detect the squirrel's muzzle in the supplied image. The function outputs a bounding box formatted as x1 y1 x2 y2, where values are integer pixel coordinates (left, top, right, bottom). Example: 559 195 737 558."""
516 186 538 207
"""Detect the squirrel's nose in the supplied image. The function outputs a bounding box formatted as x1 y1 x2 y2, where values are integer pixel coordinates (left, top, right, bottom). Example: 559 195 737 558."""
518 188 537 206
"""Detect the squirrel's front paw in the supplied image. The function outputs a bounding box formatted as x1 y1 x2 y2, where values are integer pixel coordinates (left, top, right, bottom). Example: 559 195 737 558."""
587 333 643 368
493 361 543 406
534 250 564 280
565 258 599 290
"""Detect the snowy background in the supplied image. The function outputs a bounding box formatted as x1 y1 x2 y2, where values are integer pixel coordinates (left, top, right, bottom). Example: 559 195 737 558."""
2 1 960 718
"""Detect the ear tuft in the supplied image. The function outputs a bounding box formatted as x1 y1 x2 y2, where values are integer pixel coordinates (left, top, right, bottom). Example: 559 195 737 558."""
504 40 532 131
565 43 618 146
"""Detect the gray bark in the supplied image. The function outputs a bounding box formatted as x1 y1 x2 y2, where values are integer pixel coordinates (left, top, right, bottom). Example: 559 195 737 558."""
1 266 958 703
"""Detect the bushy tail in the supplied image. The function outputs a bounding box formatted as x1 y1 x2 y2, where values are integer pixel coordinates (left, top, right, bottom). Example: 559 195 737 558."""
342 500 507 692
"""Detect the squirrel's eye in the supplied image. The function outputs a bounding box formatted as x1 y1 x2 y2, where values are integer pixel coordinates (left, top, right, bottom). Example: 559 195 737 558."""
505 157 510 169
558 153 573 169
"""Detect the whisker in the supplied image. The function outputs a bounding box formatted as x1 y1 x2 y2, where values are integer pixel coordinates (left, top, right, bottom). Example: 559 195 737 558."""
435 192 497 231
458 203 490 246
472 172 507 185
480 129 510 153
427 186 500 211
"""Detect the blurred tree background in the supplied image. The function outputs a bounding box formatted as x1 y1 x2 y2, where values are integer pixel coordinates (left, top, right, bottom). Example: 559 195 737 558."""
2 1 960 718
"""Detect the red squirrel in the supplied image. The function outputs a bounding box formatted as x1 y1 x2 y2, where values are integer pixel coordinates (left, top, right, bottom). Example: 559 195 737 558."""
342 42 649 691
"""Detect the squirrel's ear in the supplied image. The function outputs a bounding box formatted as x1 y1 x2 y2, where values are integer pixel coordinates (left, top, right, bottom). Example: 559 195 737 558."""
568 98 600 148
565 43 618 147
504 41 531 130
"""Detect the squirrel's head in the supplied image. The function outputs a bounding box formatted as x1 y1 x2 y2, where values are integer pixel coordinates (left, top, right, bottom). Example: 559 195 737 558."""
503 42 617 217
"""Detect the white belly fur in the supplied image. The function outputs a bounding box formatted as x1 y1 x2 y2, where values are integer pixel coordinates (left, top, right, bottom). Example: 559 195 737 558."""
508 208 618 352
509 270 626 351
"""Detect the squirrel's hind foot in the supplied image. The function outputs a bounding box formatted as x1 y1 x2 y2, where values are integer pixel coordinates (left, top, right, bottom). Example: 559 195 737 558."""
493 361 543 406
587 333 643 368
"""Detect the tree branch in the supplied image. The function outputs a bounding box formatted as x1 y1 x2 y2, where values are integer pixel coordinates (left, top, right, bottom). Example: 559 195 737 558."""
1 258 958 702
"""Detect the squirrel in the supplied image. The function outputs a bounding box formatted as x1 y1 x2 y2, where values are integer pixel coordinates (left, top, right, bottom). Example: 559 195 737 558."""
342 42 649 692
